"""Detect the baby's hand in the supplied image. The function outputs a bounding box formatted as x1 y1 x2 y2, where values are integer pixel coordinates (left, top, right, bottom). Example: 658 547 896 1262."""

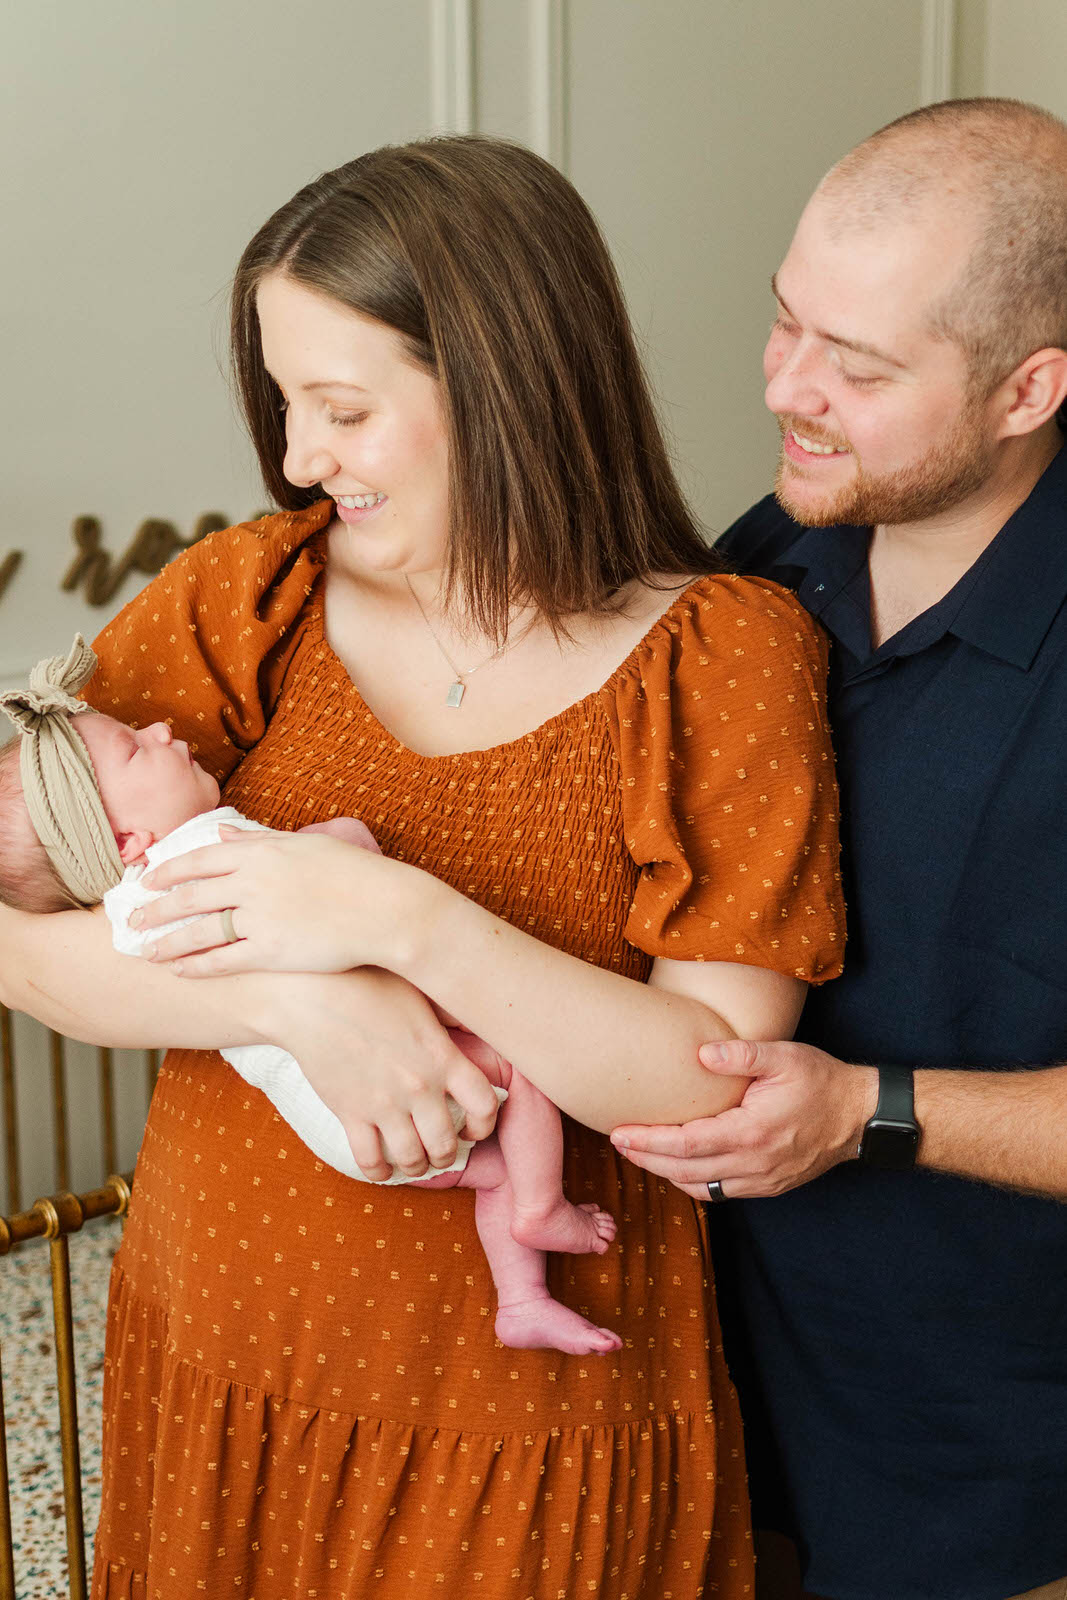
299 817 381 853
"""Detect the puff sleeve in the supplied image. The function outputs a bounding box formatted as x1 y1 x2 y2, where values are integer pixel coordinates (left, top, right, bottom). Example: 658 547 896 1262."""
600 575 845 982
81 502 332 782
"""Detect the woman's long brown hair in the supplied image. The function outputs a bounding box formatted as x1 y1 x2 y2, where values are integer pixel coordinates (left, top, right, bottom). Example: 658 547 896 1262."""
231 136 722 638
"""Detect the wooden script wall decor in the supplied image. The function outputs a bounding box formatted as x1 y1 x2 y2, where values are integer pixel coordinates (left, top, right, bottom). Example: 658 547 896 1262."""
62 513 231 606
0 551 23 603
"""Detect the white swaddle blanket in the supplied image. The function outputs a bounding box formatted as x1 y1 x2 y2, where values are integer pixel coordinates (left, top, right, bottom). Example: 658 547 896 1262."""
105 807 500 1184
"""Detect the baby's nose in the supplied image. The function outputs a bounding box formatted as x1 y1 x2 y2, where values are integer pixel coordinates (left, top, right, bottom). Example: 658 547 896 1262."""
148 721 172 744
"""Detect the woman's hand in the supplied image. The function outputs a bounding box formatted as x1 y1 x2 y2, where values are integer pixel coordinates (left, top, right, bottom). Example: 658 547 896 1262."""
267 967 501 1179
133 827 429 976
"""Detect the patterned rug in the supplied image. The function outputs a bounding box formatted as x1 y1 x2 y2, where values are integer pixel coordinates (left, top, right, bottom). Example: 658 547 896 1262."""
0 1220 120 1598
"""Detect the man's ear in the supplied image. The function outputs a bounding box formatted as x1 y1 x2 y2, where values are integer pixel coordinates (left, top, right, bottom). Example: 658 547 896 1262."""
995 347 1067 439
117 828 154 866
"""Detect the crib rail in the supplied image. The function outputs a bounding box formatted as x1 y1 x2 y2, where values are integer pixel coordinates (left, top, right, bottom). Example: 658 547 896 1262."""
0 1011 17 1221
0 1174 132 1600
0 1002 152 1596
0 1003 158 1211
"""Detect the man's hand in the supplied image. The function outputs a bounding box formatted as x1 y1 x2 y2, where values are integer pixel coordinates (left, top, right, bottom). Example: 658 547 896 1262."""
610 1039 879 1201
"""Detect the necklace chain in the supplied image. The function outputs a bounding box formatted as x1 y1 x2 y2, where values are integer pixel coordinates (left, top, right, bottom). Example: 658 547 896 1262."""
404 575 517 707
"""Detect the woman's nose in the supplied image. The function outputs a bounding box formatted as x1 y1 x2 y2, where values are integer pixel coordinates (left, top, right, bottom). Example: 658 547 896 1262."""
282 418 340 490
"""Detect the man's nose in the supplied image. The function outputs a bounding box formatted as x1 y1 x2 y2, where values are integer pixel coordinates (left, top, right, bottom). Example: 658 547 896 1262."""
764 339 828 418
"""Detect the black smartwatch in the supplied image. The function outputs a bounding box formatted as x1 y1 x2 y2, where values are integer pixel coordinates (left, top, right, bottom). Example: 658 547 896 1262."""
857 1064 920 1171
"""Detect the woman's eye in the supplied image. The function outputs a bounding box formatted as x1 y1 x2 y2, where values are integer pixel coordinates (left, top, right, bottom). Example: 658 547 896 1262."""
327 410 368 428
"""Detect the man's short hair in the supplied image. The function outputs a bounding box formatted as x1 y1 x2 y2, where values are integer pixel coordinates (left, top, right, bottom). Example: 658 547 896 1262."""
821 98 1067 392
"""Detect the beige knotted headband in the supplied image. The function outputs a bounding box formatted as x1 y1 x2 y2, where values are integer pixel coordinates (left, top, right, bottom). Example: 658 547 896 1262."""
0 636 123 906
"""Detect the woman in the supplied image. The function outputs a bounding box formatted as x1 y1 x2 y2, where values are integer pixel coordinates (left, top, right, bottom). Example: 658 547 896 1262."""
1 137 843 1597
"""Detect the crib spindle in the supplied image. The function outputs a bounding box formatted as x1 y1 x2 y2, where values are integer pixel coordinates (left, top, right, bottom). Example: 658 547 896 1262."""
144 1047 160 1110
0 1344 15 1600
49 1032 70 1192
0 1175 131 1598
97 1049 117 1184
38 1195 88 1600
0 1009 17 1216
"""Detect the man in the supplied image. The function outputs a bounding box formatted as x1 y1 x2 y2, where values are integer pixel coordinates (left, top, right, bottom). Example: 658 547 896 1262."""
612 99 1067 1600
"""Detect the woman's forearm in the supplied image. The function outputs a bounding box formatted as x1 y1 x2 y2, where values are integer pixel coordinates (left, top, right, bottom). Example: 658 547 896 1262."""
0 902 274 1049
389 879 740 1134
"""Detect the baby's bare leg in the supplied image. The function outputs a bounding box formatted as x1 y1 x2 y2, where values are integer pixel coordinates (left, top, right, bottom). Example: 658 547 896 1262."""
497 1069 616 1256
411 1140 620 1354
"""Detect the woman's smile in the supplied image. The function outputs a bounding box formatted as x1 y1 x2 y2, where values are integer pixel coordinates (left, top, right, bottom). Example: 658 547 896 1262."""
334 492 389 524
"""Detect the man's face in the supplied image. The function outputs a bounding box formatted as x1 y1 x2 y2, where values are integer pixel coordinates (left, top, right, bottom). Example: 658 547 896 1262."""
763 199 997 528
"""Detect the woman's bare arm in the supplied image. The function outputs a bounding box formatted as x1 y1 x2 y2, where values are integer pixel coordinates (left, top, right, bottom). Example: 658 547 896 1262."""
0 900 500 1179
127 839 807 1135
387 874 806 1134
0 901 272 1048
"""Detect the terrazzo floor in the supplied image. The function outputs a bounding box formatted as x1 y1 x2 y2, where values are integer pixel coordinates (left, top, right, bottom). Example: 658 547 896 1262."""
0 1219 120 1598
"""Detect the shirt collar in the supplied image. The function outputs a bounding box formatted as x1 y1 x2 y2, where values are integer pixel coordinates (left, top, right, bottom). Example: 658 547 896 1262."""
772 442 1067 672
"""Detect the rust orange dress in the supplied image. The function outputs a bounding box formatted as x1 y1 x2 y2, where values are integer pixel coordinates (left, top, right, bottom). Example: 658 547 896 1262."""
84 502 844 1600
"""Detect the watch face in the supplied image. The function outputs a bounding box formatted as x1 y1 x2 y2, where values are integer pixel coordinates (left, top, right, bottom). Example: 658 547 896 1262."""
860 1120 920 1172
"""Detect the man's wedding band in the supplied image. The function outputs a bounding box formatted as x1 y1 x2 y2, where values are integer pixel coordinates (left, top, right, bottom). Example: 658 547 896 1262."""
706 1180 727 1203
221 908 238 945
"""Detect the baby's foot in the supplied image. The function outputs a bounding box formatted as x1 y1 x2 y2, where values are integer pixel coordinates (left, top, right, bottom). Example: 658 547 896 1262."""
510 1199 617 1256
495 1294 623 1355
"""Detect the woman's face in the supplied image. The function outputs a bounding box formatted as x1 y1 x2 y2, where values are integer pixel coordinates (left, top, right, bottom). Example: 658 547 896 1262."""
256 272 450 577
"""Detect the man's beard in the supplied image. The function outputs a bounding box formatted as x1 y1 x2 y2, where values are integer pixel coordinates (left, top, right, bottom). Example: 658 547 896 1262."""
773 399 995 528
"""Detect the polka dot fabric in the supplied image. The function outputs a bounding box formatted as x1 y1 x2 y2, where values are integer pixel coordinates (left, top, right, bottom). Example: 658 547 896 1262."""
83 504 843 1598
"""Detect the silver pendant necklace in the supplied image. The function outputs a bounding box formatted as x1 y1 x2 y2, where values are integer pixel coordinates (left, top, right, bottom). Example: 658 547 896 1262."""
404 575 517 707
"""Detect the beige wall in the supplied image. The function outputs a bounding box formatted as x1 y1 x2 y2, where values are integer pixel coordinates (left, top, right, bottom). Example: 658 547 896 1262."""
2 0 939 688
960 0 1067 116
0 0 992 1202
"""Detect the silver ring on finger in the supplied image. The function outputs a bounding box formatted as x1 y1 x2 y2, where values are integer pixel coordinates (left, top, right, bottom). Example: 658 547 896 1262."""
220 907 239 945
706 1179 728 1203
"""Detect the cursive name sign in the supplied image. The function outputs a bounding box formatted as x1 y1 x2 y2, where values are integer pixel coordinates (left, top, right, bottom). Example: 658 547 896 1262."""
62 513 231 606
0 551 23 603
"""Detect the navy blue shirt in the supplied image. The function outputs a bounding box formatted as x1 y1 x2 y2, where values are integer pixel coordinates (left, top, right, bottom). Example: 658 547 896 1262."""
712 442 1067 1600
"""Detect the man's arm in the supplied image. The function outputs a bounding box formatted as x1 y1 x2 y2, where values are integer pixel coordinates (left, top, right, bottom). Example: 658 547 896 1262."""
610 1038 1067 1201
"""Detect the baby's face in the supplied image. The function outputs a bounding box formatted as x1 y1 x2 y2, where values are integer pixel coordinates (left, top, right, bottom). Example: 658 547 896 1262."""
76 713 220 863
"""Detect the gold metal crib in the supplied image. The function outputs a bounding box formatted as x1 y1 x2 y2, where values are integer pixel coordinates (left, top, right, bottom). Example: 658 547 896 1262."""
0 1004 157 1600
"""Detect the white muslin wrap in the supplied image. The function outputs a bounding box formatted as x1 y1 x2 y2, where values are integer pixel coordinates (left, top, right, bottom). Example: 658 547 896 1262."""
104 807 502 1184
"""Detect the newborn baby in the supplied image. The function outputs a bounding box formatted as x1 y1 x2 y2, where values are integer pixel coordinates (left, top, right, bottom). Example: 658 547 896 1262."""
0 638 620 1355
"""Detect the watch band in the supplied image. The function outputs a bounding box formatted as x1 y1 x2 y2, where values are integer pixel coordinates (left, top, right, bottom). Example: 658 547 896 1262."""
858 1063 920 1170
872 1062 915 1124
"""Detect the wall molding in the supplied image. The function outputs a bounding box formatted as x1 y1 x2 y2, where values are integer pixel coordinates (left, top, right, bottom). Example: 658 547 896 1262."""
430 0 474 133
529 0 568 169
920 0 958 104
